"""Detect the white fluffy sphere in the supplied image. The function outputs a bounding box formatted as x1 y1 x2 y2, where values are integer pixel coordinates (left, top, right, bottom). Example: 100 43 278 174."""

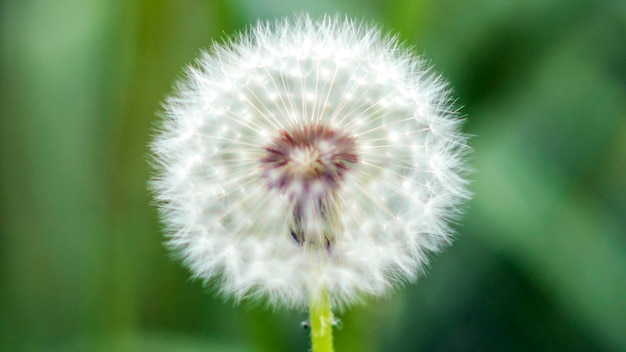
151 14 470 309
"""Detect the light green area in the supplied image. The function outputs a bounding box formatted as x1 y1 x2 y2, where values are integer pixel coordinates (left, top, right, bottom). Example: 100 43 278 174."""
310 290 334 352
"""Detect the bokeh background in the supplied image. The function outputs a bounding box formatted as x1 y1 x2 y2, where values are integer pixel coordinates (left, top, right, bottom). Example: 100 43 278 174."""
1 0 625 351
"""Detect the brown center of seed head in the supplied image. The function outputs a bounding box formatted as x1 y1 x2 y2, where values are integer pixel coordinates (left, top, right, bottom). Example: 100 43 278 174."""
260 124 359 200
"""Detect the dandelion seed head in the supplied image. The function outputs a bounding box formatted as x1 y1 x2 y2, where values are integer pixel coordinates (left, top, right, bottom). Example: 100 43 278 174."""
151 14 471 309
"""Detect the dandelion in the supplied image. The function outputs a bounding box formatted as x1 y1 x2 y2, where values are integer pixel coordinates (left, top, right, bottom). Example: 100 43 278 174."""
151 14 470 352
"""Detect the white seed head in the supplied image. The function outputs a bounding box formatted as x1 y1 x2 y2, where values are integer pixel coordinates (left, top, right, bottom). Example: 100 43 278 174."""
151 14 471 309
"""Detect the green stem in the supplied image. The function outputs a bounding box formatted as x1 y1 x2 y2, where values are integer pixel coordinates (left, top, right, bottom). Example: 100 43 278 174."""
310 289 334 352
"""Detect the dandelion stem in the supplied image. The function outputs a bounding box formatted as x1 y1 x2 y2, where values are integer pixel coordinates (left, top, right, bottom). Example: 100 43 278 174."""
310 288 334 352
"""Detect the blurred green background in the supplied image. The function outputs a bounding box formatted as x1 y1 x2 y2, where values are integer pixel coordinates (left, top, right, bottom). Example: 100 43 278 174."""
1 0 625 351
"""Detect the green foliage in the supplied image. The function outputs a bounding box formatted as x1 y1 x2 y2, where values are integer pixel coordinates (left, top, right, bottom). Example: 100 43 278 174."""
1 0 624 351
